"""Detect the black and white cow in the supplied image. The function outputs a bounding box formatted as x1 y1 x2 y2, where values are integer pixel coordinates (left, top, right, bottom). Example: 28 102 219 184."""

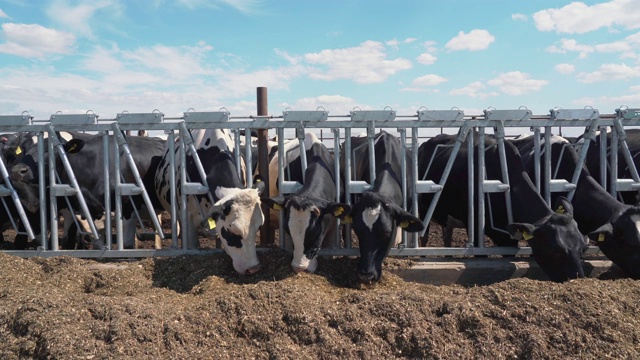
344 131 424 284
511 134 640 279
262 132 350 273
418 132 588 282
154 128 265 275
4 131 165 249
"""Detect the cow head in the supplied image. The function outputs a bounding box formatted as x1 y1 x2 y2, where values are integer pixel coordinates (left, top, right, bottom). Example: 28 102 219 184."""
348 192 424 284
204 180 266 275
8 136 85 213
263 196 350 273
507 197 588 282
587 206 640 279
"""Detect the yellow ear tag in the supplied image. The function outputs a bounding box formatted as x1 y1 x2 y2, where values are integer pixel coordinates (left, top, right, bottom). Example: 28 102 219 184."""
522 231 534 241
399 220 410 228
207 217 216 230
15 146 22 155
272 203 283 211
555 205 565 214
343 215 353 224
333 207 344 217
68 143 77 152
598 233 605 242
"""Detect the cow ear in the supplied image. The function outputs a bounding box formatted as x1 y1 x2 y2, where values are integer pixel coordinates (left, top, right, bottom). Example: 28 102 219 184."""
325 203 351 219
252 175 266 195
262 196 285 211
587 223 612 243
389 204 424 233
64 139 84 154
553 196 573 216
506 223 536 241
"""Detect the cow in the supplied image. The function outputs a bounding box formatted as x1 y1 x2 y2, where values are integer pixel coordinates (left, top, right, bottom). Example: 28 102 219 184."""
154 128 265 275
343 130 424 284
514 133 640 279
4 131 165 250
417 132 588 282
262 132 350 273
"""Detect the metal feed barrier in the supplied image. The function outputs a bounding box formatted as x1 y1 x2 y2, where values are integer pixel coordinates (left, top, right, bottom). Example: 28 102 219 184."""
1 106 640 259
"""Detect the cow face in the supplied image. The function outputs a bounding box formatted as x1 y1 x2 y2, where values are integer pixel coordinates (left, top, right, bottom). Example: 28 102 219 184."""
205 183 265 276
507 197 588 283
8 137 84 213
349 192 424 284
264 196 350 273
587 207 640 279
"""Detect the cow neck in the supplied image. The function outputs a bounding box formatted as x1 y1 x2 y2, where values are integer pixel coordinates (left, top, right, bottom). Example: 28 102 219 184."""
571 173 626 233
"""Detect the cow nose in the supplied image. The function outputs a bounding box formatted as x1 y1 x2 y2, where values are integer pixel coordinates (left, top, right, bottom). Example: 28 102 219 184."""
244 264 261 276
292 265 307 274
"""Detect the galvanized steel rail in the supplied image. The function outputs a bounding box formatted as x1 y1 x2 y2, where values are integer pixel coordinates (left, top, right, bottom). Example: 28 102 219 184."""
1 106 639 259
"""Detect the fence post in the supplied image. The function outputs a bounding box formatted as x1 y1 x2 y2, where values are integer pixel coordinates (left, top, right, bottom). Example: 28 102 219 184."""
257 87 273 244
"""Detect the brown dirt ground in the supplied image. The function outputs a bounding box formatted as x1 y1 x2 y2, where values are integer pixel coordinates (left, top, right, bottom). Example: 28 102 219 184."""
0 221 638 359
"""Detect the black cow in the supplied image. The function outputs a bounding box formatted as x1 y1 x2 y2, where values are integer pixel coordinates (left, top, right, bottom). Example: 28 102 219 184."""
344 131 424 284
263 132 350 273
154 128 265 275
418 132 587 282
4 131 165 249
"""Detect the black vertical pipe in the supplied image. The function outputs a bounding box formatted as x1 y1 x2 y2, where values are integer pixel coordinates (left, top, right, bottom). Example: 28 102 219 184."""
257 87 272 244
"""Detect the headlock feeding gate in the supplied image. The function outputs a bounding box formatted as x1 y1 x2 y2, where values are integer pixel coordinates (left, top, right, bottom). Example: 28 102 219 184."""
1 105 640 259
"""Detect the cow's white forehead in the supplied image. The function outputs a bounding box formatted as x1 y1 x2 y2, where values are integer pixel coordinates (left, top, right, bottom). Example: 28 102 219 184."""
214 187 260 207
30 131 74 144
515 133 569 145
630 214 640 235
362 204 381 231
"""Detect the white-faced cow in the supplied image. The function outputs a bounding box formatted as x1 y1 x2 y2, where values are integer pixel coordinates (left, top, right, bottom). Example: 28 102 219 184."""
262 132 350 273
154 128 265 275
418 132 588 282
344 130 424 284
4 131 165 249
511 134 640 279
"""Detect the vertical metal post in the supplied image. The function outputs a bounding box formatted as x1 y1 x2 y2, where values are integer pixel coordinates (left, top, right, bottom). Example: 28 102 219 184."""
467 130 474 247
476 128 485 248
599 127 608 189
257 87 272 244
344 127 352 248
411 127 419 248
244 129 253 186
332 128 341 248
544 129 552 205
234 130 242 181
399 128 407 246
610 128 618 197
367 123 376 185
168 131 178 248
179 126 189 251
37 133 46 247
533 127 541 192
114 135 123 250
103 132 111 249
494 123 513 224
277 127 286 248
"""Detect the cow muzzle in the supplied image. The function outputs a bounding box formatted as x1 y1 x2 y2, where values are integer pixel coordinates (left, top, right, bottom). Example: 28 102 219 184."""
10 164 33 183
243 263 261 276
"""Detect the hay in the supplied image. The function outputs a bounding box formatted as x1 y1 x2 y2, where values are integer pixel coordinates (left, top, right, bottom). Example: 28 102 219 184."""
0 248 638 359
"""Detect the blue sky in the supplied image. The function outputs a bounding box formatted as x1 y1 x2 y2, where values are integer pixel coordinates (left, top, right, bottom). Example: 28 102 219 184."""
1 0 639 121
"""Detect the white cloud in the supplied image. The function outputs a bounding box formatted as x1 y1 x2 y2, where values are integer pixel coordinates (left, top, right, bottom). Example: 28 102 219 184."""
121 43 215 79
304 40 412 84
445 29 495 51
546 38 594 58
533 0 640 34
487 71 549 95
404 38 417 44
412 74 448 87
449 81 499 99
512 13 527 21
0 23 76 58
274 48 301 65
577 63 640 83
281 95 356 114
417 53 437 65
177 0 263 14
555 63 575 74
46 0 123 38
0 9 9 19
